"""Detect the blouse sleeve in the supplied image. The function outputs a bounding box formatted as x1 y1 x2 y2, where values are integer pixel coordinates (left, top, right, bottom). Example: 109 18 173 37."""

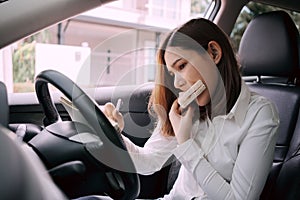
122 123 178 175
172 102 279 200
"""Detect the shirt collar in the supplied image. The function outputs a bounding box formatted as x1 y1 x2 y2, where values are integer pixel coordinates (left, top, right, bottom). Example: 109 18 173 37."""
227 81 251 126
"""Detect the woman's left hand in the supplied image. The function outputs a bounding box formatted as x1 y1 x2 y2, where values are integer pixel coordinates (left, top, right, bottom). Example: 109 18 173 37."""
169 100 195 144
102 102 125 132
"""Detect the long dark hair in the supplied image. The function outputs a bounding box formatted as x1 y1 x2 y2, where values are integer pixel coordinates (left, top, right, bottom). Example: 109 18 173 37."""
149 18 241 137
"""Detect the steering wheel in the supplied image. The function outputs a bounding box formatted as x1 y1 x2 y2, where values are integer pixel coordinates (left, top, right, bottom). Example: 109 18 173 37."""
33 69 140 200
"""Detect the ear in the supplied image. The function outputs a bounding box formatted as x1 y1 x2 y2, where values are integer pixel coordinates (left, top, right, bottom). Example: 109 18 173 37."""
207 41 222 64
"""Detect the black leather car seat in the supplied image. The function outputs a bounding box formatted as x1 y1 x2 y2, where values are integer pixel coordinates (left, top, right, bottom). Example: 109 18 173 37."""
0 125 69 200
239 10 300 200
0 81 67 199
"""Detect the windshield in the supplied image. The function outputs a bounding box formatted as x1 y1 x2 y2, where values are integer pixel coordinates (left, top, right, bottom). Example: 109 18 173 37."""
1 0 214 93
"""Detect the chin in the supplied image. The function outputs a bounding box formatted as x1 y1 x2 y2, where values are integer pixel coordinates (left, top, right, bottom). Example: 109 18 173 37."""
196 95 209 107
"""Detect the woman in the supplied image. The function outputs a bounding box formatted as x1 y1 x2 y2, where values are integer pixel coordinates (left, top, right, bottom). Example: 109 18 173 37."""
104 18 279 199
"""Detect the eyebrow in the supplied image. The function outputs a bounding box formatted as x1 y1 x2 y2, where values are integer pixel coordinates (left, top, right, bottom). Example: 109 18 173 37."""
171 58 182 68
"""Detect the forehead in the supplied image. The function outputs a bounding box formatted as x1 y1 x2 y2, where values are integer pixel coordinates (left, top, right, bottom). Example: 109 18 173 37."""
164 47 193 64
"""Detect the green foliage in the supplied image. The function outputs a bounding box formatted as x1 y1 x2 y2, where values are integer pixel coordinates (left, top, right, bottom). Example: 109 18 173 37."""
191 0 211 15
12 42 35 83
12 30 51 84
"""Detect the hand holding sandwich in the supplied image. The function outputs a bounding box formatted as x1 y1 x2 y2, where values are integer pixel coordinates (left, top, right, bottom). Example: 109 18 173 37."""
169 80 205 144
169 99 196 144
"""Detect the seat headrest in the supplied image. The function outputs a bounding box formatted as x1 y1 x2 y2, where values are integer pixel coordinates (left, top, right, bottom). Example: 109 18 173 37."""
239 11 299 78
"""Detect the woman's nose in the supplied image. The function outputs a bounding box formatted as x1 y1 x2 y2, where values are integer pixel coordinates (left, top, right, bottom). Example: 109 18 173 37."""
174 73 186 89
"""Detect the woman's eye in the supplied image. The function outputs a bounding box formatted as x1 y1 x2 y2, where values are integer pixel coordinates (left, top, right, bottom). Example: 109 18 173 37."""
178 63 186 70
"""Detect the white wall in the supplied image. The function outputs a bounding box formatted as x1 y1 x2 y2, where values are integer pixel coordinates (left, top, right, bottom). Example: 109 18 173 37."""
35 43 91 86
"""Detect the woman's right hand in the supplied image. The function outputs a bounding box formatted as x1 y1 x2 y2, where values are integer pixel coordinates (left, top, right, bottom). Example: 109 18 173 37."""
102 102 125 132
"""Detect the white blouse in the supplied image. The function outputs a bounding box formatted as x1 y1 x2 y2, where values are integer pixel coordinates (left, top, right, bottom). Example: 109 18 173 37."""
122 82 279 200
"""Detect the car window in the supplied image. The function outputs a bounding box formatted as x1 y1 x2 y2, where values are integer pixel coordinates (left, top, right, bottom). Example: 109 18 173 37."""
0 0 214 94
230 1 300 53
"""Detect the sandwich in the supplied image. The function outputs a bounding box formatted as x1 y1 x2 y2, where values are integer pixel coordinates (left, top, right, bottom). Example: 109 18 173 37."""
178 80 206 109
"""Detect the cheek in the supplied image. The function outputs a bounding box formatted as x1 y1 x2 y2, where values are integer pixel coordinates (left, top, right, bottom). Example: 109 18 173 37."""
184 66 203 83
192 58 220 96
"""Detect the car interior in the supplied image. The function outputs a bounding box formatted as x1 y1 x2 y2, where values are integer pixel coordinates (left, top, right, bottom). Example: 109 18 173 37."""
0 0 300 199
239 10 300 199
